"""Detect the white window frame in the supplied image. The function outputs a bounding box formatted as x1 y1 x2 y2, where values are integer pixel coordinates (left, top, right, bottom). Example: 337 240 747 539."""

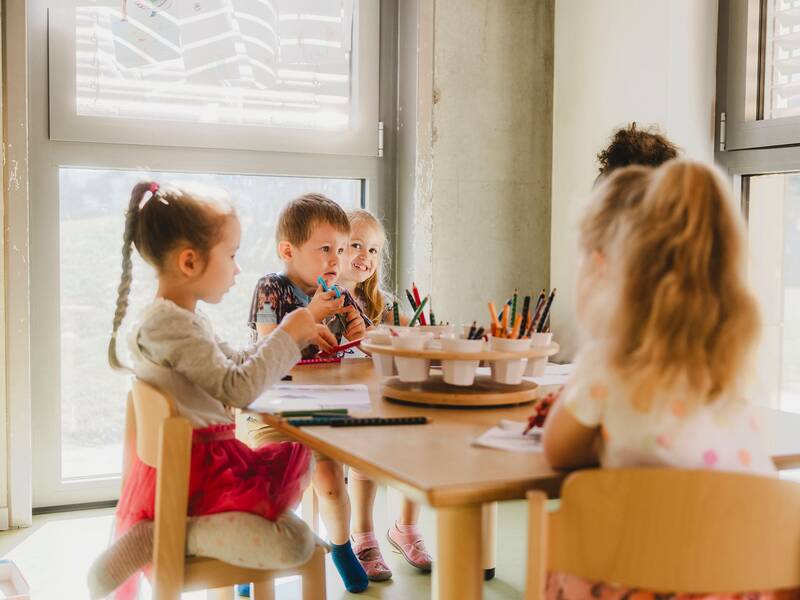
26 0 391 509
47 0 380 157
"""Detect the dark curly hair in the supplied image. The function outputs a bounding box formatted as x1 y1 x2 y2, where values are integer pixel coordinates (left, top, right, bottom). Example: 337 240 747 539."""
597 123 679 177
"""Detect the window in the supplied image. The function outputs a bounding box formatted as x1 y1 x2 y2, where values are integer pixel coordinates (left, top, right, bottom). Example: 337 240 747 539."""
48 0 379 155
719 0 800 149
745 173 800 412
59 168 361 480
762 0 800 120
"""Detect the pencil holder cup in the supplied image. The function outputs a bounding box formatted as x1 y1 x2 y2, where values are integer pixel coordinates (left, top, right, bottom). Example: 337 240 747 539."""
523 333 553 377
417 324 457 339
391 333 434 382
365 330 397 377
488 336 530 385
440 337 484 386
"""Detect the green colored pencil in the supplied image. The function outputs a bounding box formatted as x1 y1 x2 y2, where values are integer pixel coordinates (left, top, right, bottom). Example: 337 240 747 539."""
392 300 400 326
409 295 429 326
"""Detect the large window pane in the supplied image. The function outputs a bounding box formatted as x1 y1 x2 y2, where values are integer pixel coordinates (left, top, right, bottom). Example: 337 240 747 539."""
60 168 361 479
75 1 355 130
763 0 800 119
746 172 800 412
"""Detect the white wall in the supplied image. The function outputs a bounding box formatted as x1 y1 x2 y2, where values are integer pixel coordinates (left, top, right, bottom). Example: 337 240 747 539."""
550 0 719 359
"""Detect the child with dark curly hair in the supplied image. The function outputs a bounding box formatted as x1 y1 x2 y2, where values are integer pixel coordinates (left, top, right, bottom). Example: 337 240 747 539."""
597 122 679 177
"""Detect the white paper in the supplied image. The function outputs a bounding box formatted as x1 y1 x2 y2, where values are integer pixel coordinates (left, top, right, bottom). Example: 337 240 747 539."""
474 362 573 388
248 384 371 413
473 420 543 453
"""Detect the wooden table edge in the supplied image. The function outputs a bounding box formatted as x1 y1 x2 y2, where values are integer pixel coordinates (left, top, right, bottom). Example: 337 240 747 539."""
248 411 566 507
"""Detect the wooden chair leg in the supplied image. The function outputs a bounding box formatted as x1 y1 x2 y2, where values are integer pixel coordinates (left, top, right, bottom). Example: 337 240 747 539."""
252 579 275 600
206 587 232 599
301 486 320 533
301 546 328 600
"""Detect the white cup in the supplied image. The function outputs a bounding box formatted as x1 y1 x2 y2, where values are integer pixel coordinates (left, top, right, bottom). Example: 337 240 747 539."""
488 336 530 385
440 337 485 386
365 330 396 376
417 324 457 339
523 332 553 377
391 333 434 382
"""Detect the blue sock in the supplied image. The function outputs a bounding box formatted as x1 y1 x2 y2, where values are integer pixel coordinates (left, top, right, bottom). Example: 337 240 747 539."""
331 540 369 593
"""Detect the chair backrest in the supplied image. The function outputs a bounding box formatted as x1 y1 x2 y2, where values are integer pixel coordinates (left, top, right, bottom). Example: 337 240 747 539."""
130 380 178 467
526 468 800 599
127 379 194 599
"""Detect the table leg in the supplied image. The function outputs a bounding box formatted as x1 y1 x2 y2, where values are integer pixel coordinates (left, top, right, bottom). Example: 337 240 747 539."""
482 502 497 581
433 504 483 600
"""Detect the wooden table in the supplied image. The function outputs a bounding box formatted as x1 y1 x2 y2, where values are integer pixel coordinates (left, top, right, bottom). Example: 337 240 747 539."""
247 359 800 600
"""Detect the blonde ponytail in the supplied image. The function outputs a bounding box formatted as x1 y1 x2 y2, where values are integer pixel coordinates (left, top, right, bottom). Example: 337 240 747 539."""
609 160 759 405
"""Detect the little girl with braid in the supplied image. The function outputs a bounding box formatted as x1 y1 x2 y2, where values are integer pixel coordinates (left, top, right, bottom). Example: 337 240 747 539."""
87 181 336 599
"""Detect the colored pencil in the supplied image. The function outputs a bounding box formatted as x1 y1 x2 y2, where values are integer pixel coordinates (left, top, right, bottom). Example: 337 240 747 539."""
429 302 436 326
510 288 519 326
405 289 417 311
467 321 476 340
488 302 500 331
511 314 523 339
409 295 429 326
536 288 557 333
392 300 400 326
519 295 531 339
501 304 510 337
412 283 427 326
527 290 547 336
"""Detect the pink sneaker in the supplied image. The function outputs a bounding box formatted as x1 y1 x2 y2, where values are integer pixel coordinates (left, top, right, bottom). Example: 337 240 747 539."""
386 522 432 571
351 532 392 582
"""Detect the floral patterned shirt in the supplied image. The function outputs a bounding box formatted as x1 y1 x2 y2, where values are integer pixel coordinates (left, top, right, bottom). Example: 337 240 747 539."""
248 273 372 359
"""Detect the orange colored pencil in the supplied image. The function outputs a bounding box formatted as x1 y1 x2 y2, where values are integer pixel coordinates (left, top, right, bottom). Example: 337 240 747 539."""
488 302 500 331
501 304 510 337
511 314 523 338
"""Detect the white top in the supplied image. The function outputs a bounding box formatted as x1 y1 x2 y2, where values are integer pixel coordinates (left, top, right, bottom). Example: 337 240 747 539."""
562 342 776 475
128 298 302 427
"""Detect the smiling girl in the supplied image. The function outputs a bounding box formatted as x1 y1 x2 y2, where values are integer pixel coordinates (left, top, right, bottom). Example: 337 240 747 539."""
336 209 432 581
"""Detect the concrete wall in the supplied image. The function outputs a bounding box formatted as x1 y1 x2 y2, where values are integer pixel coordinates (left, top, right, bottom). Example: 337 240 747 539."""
396 0 554 325
550 0 719 359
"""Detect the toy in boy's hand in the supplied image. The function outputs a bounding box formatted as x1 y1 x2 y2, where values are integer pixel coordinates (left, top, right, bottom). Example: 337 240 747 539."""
317 275 341 299
523 388 561 434
308 280 347 323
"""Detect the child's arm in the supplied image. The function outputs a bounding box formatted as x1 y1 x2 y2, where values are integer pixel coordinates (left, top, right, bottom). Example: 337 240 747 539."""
138 308 335 409
542 398 599 469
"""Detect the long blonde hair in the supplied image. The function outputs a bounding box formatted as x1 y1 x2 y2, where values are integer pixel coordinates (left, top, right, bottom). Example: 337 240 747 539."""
582 160 759 407
347 209 389 323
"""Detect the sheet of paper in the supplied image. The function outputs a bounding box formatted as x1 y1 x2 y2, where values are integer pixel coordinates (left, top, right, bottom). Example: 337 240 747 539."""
473 420 543 453
249 384 371 414
474 362 573 387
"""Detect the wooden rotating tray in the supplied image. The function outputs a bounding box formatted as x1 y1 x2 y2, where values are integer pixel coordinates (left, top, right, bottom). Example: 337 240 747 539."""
362 341 559 361
382 375 539 407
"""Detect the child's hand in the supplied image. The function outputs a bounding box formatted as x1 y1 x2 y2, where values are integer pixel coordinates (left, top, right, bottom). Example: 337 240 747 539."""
341 305 366 341
279 308 330 348
312 324 337 353
308 285 347 322
523 388 562 434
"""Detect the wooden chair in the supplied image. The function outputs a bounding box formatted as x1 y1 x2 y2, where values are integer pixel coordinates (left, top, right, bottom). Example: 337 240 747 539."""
525 468 800 600
124 380 327 600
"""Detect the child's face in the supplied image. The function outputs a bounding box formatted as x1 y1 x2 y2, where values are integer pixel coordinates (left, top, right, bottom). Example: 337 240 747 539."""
195 216 242 304
281 222 348 291
344 222 383 284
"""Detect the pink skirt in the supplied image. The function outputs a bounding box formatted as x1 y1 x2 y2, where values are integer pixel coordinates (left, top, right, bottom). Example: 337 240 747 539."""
114 423 311 598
